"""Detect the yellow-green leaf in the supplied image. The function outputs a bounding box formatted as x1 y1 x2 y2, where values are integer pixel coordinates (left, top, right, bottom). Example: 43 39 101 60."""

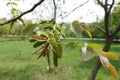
79 22 90 31
107 63 118 79
87 44 103 50
85 30 92 38
99 53 110 68
98 50 119 60
20 23 37 35
81 43 95 61
71 20 82 35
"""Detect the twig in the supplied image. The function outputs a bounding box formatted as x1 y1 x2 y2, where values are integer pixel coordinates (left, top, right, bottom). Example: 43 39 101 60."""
53 0 57 20
0 0 44 26
63 0 89 19
97 0 105 9
108 0 115 15
111 23 120 37
95 25 105 34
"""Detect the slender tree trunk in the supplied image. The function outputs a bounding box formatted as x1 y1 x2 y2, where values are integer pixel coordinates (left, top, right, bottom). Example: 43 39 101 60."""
88 37 112 80
88 0 113 79
88 58 101 80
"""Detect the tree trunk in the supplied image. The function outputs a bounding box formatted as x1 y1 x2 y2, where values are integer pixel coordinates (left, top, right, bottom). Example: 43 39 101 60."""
88 37 112 80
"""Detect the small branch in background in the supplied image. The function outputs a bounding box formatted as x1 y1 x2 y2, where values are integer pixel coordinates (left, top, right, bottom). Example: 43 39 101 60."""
95 25 105 34
0 0 44 26
53 0 57 20
108 0 115 15
63 0 89 19
111 23 120 37
97 0 105 9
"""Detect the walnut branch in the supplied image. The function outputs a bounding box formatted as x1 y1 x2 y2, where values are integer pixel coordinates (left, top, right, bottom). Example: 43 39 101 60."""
0 0 44 26
63 0 89 19
95 25 105 34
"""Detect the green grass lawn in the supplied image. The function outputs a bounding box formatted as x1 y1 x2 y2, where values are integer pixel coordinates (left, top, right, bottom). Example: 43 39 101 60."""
0 39 120 80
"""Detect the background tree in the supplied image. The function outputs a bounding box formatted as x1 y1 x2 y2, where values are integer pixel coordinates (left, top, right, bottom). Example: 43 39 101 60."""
89 0 120 80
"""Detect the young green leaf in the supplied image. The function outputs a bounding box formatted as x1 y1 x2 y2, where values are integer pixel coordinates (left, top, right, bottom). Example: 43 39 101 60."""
18 18 25 26
9 22 15 34
81 43 95 61
6 2 18 6
79 22 92 38
71 20 82 35
20 23 37 35
53 51 58 67
79 22 90 31
36 30 48 37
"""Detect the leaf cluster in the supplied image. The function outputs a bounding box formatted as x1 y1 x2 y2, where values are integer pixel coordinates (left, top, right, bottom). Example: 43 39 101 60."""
29 20 63 70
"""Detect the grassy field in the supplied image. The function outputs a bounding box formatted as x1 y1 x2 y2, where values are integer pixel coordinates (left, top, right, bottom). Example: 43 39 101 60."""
0 39 120 80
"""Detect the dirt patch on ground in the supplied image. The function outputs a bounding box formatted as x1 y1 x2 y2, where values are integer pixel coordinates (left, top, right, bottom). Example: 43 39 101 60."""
35 72 47 80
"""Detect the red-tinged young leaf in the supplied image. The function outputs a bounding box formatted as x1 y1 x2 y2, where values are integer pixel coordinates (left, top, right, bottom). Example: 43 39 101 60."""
29 39 36 42
49 41 58 53
33 46 45 54
33 41 45 48
37 52 45 59
45 48 51 66
30 36 47 42
49 41 61 57
37 48 46 59
37 45 49 59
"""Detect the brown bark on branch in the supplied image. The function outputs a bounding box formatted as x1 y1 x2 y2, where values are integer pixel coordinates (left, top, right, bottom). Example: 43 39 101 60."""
0 0 44 26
